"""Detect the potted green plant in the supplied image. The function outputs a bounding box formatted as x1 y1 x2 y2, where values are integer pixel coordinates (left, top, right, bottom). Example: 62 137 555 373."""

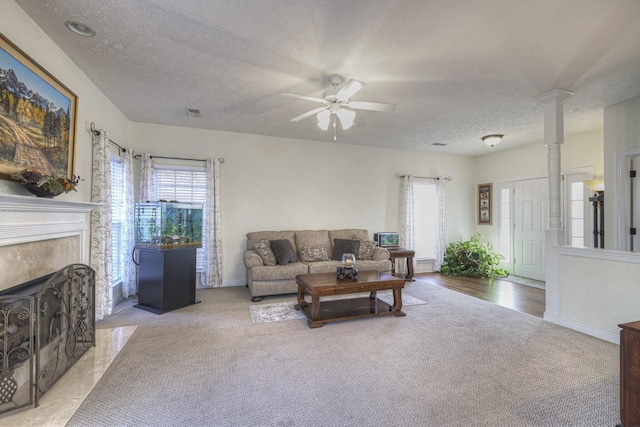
440 233 508 278
10 169 80 198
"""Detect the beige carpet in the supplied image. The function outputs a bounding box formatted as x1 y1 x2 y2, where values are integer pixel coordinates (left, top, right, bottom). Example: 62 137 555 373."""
68 279 619 426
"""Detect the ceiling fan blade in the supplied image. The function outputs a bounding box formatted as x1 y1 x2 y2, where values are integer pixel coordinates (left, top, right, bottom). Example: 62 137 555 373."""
290 106 328 122
347 101 396 113
336 79 364 102
281 93 327 104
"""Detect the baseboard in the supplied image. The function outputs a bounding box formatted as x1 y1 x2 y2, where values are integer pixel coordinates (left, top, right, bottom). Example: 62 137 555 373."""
544 312 619 344
195 278 245 289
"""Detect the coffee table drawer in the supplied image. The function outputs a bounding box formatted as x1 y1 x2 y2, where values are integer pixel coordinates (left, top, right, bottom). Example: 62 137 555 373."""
334 282 379 294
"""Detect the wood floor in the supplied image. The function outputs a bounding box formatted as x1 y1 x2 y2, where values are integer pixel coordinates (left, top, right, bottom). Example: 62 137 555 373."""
415 272 545 318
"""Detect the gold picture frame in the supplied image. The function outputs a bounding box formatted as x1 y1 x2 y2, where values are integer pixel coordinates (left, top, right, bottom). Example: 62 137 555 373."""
478 183 492 225
0 32 78 180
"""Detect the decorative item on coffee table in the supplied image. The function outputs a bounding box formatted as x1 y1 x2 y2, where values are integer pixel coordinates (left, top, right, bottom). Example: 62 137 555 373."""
337 252 358 279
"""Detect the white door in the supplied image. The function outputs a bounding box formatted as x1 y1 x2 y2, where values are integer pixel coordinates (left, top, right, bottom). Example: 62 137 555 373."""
513 178 548 281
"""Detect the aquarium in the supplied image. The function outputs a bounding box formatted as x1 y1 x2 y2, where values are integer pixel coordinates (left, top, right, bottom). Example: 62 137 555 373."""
135 202 203 250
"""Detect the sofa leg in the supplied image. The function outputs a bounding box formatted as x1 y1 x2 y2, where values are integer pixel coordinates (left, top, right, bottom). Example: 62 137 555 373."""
251 296 263 302
245 283 248 288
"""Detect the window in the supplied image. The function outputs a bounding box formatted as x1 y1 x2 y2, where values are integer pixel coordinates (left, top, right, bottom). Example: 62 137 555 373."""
498 184 511 263
153 165 207 271
413 180 437 259
110 155 125 285
569 181 585 247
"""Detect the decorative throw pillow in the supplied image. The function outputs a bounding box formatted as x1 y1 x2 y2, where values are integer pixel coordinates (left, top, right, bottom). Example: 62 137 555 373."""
331 238 360 261
252 239 277 266
356 239 378 260
299 245 330 262
270 239 297 265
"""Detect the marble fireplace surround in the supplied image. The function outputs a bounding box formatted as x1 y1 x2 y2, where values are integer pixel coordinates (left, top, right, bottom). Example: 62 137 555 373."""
0 194 97 292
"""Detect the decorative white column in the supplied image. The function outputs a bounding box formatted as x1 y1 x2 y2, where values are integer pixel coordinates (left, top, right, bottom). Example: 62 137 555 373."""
534 89 573 319
535 89 574 232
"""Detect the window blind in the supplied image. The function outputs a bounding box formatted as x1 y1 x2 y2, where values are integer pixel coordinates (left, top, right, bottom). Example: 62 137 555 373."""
110 156 125 285
153 165 207 271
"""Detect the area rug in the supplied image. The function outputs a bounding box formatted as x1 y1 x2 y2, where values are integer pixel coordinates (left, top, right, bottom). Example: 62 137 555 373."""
249 292 426 324
503 275 546 289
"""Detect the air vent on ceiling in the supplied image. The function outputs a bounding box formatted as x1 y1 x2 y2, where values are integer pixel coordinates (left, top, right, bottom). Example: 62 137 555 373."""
432 143 447 146
186 108 200 118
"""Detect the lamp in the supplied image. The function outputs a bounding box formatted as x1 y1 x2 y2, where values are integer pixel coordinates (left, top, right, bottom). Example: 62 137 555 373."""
583 179 605 192
482 134 504 147
584 179 605 248
317 110 331 131
336 108 355 130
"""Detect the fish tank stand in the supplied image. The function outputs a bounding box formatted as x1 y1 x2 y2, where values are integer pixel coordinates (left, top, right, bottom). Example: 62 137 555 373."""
134 201 203 314
134 247 200 314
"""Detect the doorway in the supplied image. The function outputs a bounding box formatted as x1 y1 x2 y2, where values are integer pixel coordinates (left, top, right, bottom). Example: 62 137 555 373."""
513 178 548 281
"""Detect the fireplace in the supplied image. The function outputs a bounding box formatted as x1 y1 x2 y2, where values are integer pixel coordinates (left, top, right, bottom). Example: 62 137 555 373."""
0 194 97 415
0 264 95 415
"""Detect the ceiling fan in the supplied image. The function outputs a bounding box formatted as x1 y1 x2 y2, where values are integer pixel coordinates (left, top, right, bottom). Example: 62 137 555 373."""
281 76 396 132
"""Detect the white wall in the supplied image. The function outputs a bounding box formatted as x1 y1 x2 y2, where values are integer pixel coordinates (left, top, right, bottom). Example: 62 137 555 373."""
604 95 640 250
131 122 476 284
0 1 130 201
471 129 604 248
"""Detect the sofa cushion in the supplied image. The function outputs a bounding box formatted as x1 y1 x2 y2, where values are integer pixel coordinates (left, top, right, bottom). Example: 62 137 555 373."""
307 260 342 274
295 230 331 259
246 230 296 252
252 239 277 266
299 245 330 262
331 238 360 261
250 262 308 281
356 239 378 260
329 229 369 249
270 239 297 265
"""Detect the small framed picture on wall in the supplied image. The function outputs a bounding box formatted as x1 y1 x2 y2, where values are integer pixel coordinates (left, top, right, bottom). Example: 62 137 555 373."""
478 183 492 225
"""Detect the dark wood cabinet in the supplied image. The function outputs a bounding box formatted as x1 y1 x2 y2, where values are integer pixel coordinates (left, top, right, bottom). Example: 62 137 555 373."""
618 321 640 427
135 247 198 314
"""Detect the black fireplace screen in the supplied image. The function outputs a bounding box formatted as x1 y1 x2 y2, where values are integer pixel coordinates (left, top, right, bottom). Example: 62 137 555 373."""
0 264 95 415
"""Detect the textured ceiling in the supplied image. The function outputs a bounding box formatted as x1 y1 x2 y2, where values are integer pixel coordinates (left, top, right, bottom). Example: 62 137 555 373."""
14 0 640 156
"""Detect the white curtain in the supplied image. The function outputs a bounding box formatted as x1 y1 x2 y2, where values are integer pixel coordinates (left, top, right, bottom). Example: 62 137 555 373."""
398 175 415 276
139 153 155 202
200 158 223 287
90 130 113 320
434 179 446 271
121 149 137 297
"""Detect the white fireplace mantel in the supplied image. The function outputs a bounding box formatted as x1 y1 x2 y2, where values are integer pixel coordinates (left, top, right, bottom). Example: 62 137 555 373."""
0 194 98 290
0 194 97 214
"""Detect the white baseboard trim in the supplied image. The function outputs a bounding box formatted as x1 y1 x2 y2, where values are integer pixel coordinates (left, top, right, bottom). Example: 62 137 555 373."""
544 313 619 345
223 279 246 287
196 278 245 289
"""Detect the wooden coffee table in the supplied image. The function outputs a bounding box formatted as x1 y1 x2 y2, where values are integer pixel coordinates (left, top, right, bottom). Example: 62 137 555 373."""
294 270 406 328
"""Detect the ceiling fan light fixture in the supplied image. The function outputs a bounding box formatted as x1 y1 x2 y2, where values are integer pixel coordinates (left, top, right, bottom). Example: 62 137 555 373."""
336 108 355 130
317 110 330 130
482 134 504 147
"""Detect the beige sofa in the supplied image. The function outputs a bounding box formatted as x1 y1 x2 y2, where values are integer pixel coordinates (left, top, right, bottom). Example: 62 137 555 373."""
244 229 392 301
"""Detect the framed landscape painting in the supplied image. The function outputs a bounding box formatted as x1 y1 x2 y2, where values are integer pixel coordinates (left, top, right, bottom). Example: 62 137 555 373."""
0 32 77 180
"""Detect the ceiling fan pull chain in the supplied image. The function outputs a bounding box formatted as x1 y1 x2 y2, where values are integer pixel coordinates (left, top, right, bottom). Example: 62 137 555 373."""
333 116 337 141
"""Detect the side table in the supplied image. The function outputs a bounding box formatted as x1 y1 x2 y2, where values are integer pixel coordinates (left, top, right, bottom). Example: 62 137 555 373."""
389 248 415 281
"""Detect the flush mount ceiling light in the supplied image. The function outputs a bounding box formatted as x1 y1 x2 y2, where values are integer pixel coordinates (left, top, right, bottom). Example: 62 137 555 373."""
482 134 504 147
64 20 96 37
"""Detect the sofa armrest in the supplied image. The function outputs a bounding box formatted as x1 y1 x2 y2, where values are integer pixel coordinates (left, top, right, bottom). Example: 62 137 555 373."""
244 250 264 269
372 247 390 261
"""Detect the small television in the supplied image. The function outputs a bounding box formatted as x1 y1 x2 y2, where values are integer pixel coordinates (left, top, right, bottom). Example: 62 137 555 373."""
374 232 399 250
